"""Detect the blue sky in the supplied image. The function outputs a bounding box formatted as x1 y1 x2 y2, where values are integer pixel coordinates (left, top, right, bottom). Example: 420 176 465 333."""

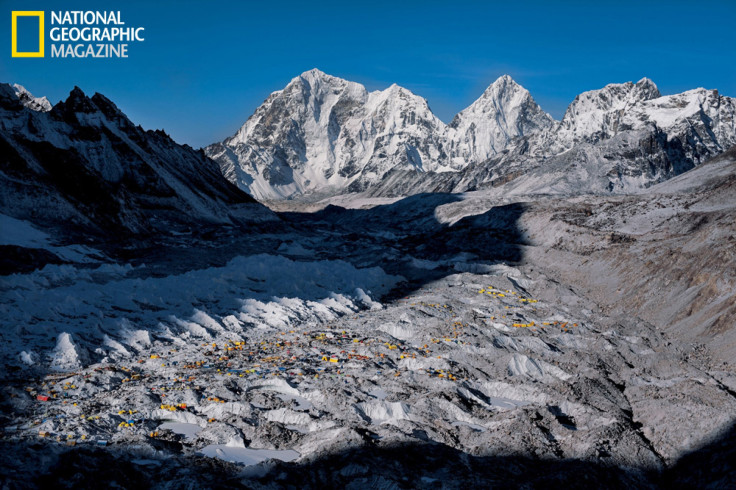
2 0 735 148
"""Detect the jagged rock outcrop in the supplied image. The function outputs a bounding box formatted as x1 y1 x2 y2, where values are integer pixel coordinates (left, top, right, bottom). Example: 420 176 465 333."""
0 83 273 241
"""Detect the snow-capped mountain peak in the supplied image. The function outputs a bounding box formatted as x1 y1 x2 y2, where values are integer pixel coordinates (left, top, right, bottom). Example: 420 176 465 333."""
476 74 527 102
450 75 549 126
206 71 559 199
554 77 662 148
207 72 734 200
633 77 660 96
296 67 344 85
565 77 662 118
208 70 449 199
447 75 555 163
0 82 270 239
12 83 52 112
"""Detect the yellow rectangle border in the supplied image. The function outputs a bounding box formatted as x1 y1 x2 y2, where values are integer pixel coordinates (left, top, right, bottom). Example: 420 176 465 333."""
12 11 44 58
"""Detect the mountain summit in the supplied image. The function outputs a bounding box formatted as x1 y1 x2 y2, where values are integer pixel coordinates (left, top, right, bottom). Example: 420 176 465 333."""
447 75 555 165
206 70 550 200
552 77 662 150
207 69 448 200
12 83 52 112
208 71 735 200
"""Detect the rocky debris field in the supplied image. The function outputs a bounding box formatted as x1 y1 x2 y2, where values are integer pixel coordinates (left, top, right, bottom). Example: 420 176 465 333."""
2 262 735 488
2 154 736 488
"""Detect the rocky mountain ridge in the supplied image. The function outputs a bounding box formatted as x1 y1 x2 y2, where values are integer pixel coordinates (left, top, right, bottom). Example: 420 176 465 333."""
0 83 272 244
207 70 735 200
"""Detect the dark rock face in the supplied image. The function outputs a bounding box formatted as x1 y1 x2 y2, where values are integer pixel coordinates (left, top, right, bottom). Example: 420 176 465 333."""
0 83 266 244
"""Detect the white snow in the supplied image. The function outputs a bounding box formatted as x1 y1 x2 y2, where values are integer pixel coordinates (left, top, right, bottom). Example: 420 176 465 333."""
354 400 412 425
249 378 302 397
208 71 734 200
0 254 400 368
552 78 660 152
159 422 202 439
448 74 554 165
264 408 311 425
19 350 38 365
507 354 572 382
199 445 300 466
12 83 52 112
48 333 86 371
207 70 553 200
0 213 98 262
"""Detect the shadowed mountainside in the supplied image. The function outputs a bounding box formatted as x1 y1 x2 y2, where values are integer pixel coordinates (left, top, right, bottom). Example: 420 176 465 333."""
2 422 734 488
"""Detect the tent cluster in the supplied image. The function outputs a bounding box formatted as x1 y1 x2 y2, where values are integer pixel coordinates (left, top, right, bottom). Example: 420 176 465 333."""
405 301 453 311
160 403 188 411
426 368 458 381
10 317 477 449
475 286 577 332
5 281 586 453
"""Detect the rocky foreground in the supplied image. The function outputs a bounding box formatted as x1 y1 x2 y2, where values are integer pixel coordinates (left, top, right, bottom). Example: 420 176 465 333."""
2 266 734 488
2 153 736 488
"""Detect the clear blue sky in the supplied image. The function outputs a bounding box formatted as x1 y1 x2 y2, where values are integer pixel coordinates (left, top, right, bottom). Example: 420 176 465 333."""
2 0 735 148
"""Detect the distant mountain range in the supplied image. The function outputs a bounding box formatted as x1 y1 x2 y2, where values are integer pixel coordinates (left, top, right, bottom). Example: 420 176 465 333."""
2 73 734 220
206 69 736 200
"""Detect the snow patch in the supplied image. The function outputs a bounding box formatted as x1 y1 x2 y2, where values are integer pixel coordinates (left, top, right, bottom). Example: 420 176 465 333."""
199 445 300 466
354 401 411 425
49 333 86 371
159 422 202 440
507 354 572 382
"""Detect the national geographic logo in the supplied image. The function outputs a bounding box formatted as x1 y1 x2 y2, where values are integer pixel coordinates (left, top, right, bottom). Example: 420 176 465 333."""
11 11 44 57
11 10 145 59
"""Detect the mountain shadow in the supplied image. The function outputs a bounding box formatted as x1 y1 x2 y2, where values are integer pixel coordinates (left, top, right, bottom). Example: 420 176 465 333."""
3 421 734 488
276 193 528 300
0 191 528 377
